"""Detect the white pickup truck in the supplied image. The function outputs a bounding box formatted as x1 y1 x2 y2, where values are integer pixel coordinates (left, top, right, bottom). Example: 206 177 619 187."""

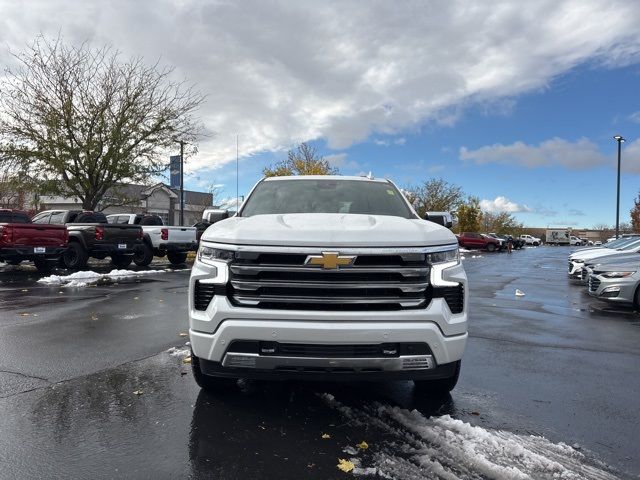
107 214 197 266
188 175 468 393
519 234 541 246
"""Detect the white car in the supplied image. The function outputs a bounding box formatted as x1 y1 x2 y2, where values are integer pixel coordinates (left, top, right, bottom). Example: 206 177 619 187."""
568 237 640 278
107 213 197 265
188 175 468 393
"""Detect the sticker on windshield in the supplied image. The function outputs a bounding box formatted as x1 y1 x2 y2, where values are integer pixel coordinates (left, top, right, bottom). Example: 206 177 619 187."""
386 189 395 195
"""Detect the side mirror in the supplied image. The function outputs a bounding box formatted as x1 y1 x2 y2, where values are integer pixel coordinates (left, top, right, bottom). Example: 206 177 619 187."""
424 212 453 228
204 210 229 224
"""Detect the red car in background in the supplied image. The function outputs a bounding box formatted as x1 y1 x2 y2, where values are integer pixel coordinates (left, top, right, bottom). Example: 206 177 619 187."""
0 209 68 272
456 232 502 252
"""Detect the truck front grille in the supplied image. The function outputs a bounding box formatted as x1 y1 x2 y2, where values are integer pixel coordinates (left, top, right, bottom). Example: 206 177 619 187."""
228 252 432 311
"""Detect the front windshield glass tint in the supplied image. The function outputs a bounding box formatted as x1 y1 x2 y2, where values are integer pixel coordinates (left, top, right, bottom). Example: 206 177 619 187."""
620 238 640 250
240 179 416 219
608 237 633 248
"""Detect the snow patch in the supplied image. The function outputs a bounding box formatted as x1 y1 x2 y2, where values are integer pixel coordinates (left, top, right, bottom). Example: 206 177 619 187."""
38 268 187 287
459 248 472 253
320 395 617 480
167 347 190 358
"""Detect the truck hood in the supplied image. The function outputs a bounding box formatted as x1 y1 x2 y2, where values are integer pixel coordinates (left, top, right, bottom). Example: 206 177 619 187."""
201 213 457 248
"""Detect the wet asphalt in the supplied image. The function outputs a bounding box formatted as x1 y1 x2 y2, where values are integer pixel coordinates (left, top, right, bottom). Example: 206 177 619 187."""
0 248 639 479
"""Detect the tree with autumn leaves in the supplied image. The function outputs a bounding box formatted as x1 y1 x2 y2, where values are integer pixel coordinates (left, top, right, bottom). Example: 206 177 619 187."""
631 193 640 233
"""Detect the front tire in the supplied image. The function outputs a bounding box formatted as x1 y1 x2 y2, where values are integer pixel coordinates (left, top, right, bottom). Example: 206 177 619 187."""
133 243 154 267
111 254 133 268
486 243 496 252
414 360 461 394
167 251 188 265
533 242 539 246
191 351 237 392
62 242 89 270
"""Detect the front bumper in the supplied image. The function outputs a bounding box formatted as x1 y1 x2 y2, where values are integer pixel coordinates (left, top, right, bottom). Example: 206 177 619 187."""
196 354 460 382
191 320 466 380
587 274 638 304
189 245 468 380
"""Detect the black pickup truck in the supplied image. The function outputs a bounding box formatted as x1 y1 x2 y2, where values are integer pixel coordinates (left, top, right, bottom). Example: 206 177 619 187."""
32 210 143 269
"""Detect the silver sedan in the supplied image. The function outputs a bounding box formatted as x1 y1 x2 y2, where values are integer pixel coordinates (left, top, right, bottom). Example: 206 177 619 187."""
587 261 640 306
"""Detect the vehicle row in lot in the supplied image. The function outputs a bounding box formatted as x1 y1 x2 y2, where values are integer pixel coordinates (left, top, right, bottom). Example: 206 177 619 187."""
0 208 197 272
106 214 197 266
0 209 68 272
567 234 640 306
456 232 525 252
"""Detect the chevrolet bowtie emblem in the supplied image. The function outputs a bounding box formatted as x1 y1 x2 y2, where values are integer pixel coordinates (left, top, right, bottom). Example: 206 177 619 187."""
305 252 356 269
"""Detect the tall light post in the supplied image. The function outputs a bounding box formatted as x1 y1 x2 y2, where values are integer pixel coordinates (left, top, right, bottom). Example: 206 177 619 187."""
173 139 185 226
613 135 625 239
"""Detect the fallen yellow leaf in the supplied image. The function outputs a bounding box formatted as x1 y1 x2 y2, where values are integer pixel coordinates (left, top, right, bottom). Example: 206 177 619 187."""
179 332 188 337
19 312 29 317
21 289 28 292
337 459 354 473
133 390 143 395
357 441 369 450
133 296 139 300
182 356 192 364
321 433 331 439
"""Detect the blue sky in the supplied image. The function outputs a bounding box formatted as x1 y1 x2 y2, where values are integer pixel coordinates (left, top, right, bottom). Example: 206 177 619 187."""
190 62 640 228
4 0 640 229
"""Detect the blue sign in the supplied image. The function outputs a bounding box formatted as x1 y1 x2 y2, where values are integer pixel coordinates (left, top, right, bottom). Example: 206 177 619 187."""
170 155 181 188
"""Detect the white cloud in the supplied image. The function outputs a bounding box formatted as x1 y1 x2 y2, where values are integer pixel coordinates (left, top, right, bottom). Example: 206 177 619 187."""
460 137 608 170
480 196 532 213
373 137 406 147
628 111 640 123
325 153 347 167
427 164 446 174
2 1 640 173
461 137 640 173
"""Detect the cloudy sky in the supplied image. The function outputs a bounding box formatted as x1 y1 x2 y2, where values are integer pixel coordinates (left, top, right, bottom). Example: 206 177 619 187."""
2 0 640 227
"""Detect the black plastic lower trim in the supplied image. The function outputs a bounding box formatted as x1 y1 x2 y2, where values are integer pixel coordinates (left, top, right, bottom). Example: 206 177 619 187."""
198 357 458 382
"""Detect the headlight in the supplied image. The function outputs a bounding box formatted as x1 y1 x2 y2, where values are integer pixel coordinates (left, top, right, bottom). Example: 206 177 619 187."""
601 271 635 278
426 248 460 265
198 246 235 266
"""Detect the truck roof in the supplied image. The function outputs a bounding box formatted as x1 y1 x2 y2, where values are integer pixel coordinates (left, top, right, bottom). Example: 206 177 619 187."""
263 175 389 183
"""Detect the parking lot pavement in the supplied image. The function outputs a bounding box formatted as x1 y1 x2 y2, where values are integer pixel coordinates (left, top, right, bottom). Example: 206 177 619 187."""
0 248 639 479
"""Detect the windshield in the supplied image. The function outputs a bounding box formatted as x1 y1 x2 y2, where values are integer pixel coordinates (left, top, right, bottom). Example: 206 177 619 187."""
606 237 633 248
618 238 640 251
240 179 416 219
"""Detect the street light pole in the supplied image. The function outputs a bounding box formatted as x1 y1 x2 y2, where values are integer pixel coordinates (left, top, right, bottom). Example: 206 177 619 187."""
613 135 625 239
179 140 184 227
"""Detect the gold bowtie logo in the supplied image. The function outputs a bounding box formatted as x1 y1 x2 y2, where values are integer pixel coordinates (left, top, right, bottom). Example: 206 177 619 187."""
305 252 356 269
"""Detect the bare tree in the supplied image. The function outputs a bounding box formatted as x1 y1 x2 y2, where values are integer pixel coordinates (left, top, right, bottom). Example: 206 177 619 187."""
263 142 338 177
0 36 205 211
405 179 465 217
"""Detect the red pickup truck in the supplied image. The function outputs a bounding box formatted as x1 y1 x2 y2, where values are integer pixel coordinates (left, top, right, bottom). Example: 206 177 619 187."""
456 232 501 252
0 209 68 272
